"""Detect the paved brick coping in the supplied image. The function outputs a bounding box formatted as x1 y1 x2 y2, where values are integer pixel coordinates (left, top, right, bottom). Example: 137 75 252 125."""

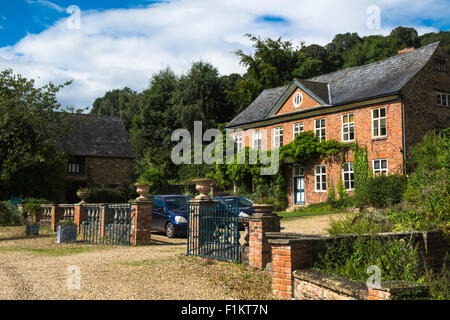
293 269 368 300
266 230 441 245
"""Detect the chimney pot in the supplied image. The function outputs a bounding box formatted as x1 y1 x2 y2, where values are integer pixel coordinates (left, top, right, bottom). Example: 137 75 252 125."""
398 48 415 55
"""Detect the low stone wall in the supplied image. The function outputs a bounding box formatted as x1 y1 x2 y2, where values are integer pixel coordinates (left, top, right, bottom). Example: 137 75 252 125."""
293 270 430 300
293 270 368 300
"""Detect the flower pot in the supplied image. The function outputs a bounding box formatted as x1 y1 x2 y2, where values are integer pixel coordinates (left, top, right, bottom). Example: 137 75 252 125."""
76 191 90 204
192 179 214 200
135 184 150 201
25 223 40 236
252 204 276 217
57 225 77 243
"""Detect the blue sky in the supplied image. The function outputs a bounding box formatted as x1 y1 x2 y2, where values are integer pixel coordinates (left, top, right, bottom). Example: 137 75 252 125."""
0 0 449 109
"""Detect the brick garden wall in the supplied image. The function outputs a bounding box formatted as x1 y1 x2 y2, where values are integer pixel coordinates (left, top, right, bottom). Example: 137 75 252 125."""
265 231 446 299
244 213 446 300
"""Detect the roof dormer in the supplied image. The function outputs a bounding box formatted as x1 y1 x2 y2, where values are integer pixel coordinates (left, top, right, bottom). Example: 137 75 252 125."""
265 79 330 118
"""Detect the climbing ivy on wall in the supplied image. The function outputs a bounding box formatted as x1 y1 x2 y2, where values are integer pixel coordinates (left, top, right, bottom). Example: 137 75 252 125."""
353 144 371 191
214 131 354 209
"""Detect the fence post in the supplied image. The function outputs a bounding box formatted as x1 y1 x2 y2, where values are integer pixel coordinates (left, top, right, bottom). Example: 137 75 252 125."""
248 204 281 270
99 204 106 240
130 200 153 245
74 204 85 234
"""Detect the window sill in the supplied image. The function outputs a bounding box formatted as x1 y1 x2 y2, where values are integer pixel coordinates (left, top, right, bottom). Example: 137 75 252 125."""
371 136 387 142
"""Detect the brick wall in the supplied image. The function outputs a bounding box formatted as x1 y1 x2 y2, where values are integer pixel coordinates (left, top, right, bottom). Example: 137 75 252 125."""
248 211 281 270
263 231 446 299
293 270 368 300
66 156 134 187
276 87 322 115
402 46 450 156
232 99 405 206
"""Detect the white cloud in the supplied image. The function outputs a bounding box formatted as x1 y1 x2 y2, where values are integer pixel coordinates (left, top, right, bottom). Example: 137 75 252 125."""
0 0 447 109
26 0 65 13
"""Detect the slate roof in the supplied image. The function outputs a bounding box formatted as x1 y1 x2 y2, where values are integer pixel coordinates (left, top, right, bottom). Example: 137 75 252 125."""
226 42 440 128
226 84 289 128
296 79 330 105
56 113 135 159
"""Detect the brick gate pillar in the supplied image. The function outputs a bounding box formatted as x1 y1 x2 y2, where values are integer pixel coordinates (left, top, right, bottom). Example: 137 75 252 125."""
130 200 153 245
73 204 86 233
269 239 315 299
248 204 281 270
50 205 64 232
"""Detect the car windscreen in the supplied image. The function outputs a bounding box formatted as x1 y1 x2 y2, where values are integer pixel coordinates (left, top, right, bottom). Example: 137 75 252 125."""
165 197 189 211
222 197 253 207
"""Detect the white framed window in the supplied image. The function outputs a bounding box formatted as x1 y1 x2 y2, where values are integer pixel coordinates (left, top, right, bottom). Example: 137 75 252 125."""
235 134 243 153
372 107 387 138
273 127 284 148
437 92 450 107
342 162 355 190
253 130 262 151
315 119 326 141
293 122 304 139
293 92 303 108
342 114 355 142
315 165 327 192
373 159 388 177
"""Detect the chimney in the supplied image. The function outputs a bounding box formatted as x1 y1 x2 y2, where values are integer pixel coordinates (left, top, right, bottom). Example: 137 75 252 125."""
398 48 415 55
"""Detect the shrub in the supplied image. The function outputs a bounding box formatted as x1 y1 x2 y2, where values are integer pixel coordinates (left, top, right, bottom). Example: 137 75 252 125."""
22 197 51 205
422 254 450 300
138 166 167 194
328 211 393 235
0 202 12 226
356 175 407 208
23 202 43 223
315 235 419 283
89 186 126 204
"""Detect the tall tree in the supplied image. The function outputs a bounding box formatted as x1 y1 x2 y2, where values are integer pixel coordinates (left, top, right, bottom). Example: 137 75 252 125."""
131 68 179 179
342 35 407 68
90 87 139 131
325 32 362 70
173 61 232 131
0 69 70 200
230 34 324 114
390 26 421 48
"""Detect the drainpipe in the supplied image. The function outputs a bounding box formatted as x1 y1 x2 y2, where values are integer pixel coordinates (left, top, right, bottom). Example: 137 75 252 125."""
401 95 407 174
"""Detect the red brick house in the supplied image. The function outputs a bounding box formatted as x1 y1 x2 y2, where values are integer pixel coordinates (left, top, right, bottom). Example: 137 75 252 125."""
57 113 135 202
225 42 450 209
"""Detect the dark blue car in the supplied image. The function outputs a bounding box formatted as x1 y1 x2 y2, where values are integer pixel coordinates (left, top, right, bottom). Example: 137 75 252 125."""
148 195 191 238
213 196 255 218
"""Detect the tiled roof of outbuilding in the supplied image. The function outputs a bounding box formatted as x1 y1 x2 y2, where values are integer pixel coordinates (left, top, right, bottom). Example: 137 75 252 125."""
56 113 135 159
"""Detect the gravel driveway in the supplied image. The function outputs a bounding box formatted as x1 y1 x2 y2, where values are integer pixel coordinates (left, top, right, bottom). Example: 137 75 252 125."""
0 213 342 300
280 213 347 235
0 228 273 300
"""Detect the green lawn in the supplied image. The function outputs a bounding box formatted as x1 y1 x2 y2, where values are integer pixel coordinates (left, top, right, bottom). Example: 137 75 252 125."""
276 203 343 219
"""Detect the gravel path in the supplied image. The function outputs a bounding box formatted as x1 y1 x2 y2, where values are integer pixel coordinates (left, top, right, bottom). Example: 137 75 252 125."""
0 231 251 300
280 213 348 235
0 213 343 300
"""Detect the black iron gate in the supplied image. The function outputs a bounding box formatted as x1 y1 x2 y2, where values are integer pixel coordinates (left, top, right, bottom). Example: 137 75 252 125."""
81 204 134 245
186 200 240 261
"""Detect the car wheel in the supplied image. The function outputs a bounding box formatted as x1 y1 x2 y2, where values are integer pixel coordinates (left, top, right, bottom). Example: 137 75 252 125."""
166 222 175 238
